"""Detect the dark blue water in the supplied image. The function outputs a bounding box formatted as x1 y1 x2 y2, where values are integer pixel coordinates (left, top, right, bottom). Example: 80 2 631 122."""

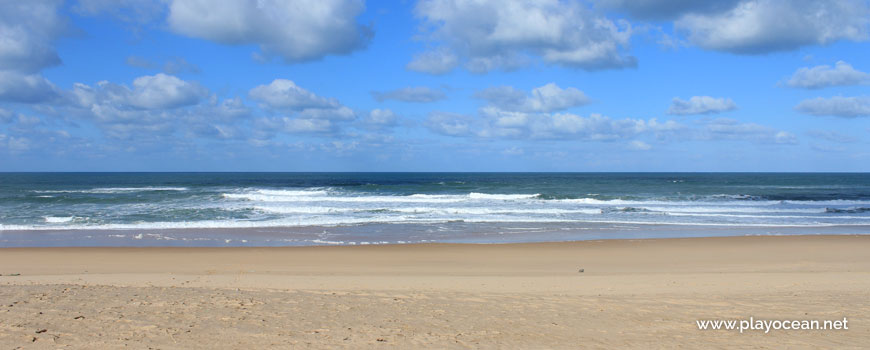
1 173 869 246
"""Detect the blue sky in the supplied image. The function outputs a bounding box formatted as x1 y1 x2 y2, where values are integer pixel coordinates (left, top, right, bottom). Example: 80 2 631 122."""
1 0 870 171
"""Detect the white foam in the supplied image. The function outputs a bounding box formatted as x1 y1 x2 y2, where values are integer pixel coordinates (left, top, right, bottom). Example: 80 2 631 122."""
252 205 601 216
223 193 470 203
225 191 541 204
666 212 862 220
33 187 188 194
635 206 826 214
44 216 74 223
468 193 540 200
250 189 329 197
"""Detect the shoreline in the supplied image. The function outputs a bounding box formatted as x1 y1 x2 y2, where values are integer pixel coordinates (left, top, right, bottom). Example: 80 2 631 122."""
3 223 870 248
2 234 869 348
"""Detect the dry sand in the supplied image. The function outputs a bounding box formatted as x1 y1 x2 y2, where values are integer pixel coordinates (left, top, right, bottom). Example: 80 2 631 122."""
1 234 869 349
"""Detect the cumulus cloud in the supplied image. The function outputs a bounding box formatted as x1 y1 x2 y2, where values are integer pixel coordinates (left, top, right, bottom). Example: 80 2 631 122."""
183 96 251 139
249 79 357 135
298 106 356 121
74 0 166 24
412 0 636 73
406 47 459 75
167 0 372 63
371 87 446 103
0 133 31 153
667 96 737 115
425 112 474 136
0 0 67 74
527 113 652 140
502 146 524 156
45 74 237 141
0 108 13 123
71 73 208 110
282 118 334 133
249 79 339 110
795 96 870 117
0 1 68 104
598 0 743 20
364 109 398 127
674 0 870 54
126 73 207 109
475 83 590 113
785 61 870 89
0 71 63 103
806 130 857 143
702 118 797 144
427 104 791 146
431 104 684 141
627 140 652 150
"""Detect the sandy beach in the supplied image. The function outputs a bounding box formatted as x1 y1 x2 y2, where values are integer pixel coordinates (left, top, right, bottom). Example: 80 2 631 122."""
1 234 869 349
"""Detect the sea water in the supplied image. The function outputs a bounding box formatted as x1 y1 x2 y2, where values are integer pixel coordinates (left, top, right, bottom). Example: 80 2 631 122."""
1 172 868 246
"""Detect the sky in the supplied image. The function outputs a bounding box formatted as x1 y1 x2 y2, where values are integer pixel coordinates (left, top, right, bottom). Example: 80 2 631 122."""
1 0 870 172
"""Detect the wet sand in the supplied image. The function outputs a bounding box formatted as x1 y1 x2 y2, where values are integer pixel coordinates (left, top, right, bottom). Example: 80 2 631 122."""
1 235 869 348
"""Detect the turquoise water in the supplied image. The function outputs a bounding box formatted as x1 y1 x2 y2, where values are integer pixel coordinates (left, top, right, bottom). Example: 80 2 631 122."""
1 173 869 246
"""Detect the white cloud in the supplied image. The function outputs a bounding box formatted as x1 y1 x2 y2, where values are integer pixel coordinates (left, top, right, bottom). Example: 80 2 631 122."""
74 0 166 24
425 112 474 136
598 0 743 20
254 115 336 135
674 0 870 54
71 73 207 110
0 133 31 153
502 146 524 156
428 105 791 146
298 106 356 121
795 96 870 117
667 96 736 115
0 71 62 103
785 61 870 89
412 0 636 73
451 103 685 141
0 0 66 74
167 0 372 63
248 78 356 131
627 140 652 150
49 74 248 141
249 79 338 110
282 118 334 133
475 83 590 113
529 113 650 140
774 131 798 144
0 108 12 123
365 109 398 126
406 47 459 75
703 118 797 144
806 130 857 143
126 73 207 109
0 1 67 104
372 87 446 103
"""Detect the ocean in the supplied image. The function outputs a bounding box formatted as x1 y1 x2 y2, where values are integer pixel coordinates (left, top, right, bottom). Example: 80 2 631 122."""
1 172 869 247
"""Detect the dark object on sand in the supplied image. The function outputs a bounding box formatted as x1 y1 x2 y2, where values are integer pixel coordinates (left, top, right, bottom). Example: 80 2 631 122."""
578 268 585 273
